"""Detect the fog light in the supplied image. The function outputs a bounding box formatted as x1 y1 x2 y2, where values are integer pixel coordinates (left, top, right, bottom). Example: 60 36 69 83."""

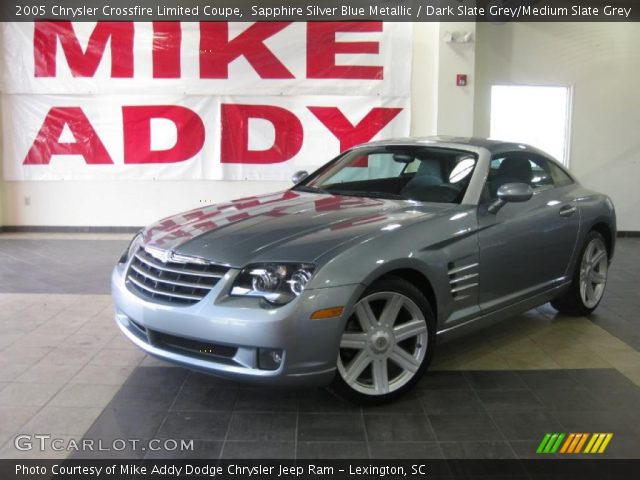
258 348 283 370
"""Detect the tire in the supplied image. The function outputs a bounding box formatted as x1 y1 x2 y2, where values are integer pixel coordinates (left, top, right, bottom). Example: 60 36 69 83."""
551 230 609 316
330 276 436 405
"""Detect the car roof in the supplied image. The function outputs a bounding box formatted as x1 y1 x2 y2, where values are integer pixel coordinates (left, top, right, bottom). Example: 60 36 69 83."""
358 136 550 156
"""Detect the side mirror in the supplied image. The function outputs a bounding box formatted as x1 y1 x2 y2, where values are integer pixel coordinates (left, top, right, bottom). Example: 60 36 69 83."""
291 170 309 184
488 182 533 214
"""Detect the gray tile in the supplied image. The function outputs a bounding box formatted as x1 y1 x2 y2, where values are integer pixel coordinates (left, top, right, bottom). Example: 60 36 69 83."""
221 441 295 459
0 383 61 407
476 389 544 412
568 368 637 390
369 441 443 459
364 414 434 442
490 411 564 441
69 365 135 385
63 333 114 350
510 440 553 459
594 386 640 410
552 410 640 439
21 406 102 436
15 362 82 385
171 386 237 411
12 334 71 350
297 442 369 459
0 406 40 433
183 371 238 388
422 389 484 414
157 411 231 441
41 346 97 366
0 239 127 294
144 440 222 459
227 413 296 442
109 385 179 411
533 387 606 411
235 388 298 412
83 407 165 439
49 383 119 408
440 441 517 459
0 363 32 382
122 366 189 387
0 346 52 364
298 389 361 413
297 414 365 442
517 370 579 390
419 371 471 390
429 413 503 441
362 393 424 414
465 371 526 390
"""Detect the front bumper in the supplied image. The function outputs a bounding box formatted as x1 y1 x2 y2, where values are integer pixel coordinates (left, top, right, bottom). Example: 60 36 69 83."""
112 264 361 387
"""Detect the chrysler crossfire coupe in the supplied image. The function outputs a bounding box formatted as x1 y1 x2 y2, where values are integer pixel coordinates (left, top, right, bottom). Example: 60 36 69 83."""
112 137 616 403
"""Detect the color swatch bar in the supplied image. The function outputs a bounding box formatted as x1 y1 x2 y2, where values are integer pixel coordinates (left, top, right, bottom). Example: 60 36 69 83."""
537 433 613 454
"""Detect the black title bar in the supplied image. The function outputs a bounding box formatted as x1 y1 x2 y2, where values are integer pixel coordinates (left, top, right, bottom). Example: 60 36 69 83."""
1 0 640 22
3 459 640 480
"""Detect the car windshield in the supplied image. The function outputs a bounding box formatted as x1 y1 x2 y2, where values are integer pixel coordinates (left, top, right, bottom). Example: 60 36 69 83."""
296 146 478 204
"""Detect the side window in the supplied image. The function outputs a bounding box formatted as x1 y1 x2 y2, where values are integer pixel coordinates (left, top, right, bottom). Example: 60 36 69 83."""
528 154 577 190
486 152 565 200
547 161 574 186
528 156 554 191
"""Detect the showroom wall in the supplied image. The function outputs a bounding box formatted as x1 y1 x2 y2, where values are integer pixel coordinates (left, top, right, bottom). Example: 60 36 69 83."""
474 22 640 231
7 22 637 231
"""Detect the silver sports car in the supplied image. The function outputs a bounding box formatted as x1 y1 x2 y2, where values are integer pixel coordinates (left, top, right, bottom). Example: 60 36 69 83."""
112 137 616 403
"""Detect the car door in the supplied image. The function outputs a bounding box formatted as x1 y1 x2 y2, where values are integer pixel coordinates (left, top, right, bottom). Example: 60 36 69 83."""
477 152 580 313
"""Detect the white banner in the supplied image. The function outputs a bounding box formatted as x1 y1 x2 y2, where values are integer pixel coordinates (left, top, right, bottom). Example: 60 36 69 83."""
1 21 412 181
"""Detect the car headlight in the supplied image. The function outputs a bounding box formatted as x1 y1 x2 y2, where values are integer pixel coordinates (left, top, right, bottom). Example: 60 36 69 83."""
230 263 315 305
119 232 143 264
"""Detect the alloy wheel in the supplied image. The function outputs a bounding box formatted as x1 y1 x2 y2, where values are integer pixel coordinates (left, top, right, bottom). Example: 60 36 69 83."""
579 237 608 309
337 291 428 395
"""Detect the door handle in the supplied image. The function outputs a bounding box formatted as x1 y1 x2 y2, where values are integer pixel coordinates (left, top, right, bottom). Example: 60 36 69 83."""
559 204 577 217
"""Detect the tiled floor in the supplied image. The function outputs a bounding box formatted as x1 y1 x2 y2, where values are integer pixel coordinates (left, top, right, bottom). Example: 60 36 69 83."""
64 366 639 460
0 238 128 293
0 234 639 459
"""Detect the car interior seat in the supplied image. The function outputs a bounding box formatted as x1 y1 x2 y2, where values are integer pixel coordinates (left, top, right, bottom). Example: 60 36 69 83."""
400 159 445 199
489 156 533 197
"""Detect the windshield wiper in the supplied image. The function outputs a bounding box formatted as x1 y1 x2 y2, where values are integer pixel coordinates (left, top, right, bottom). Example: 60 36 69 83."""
329 190 405 200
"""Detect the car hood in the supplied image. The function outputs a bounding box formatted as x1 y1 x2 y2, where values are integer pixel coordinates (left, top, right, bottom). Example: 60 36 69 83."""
143 190 453 267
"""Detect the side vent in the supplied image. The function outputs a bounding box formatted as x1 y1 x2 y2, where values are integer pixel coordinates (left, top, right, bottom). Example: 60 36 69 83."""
448 261 479 300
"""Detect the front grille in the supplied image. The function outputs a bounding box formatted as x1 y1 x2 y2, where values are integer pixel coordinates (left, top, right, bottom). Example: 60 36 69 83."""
126 248 229 306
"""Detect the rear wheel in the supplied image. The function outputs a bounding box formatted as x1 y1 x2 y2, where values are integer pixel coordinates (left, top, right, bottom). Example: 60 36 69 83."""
331 276 435 405
551 230 609 316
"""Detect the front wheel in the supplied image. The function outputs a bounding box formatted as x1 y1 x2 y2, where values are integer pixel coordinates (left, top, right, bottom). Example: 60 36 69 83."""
331 276 435 405
551 230 609 316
